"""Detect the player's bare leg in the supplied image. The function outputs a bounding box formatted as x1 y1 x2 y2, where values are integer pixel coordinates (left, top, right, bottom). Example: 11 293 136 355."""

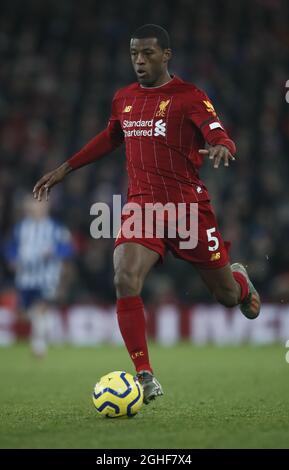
197 263 261 319
114 242 163 403
114 242 159 298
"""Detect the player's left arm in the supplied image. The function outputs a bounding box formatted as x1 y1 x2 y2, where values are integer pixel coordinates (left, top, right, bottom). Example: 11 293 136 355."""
188 90 236 169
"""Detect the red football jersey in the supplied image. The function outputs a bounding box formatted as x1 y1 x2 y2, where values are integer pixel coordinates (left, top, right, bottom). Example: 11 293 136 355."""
68 75 236 204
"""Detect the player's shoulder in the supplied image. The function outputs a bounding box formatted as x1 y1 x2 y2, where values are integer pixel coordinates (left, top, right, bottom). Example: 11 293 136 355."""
112 82 139 100
175 77 209 102
48 218 71 240
48 217 67 230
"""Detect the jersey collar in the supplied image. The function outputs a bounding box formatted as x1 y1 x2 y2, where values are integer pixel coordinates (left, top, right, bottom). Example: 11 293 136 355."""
138 75 180 91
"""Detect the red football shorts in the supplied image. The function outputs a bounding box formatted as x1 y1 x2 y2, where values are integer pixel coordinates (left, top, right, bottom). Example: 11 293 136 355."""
114 200 230 269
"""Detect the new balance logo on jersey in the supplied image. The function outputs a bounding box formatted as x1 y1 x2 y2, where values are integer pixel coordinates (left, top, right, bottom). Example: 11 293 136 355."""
210 252 221 261
154 119 166 137
123 105 132 113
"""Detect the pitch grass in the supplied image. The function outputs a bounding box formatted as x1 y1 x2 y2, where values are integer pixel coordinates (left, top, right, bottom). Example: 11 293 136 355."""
0 343 289 449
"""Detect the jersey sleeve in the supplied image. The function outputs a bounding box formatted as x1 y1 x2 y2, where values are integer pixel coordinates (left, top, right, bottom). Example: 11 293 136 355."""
68 92 124 170
106 90 125 147
187 89 236 155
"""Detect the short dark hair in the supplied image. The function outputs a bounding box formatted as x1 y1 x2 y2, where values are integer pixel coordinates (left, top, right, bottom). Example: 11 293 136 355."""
131 24 170 50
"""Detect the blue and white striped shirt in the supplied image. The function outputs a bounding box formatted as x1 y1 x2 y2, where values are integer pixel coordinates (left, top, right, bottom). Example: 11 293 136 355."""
5 217 74 296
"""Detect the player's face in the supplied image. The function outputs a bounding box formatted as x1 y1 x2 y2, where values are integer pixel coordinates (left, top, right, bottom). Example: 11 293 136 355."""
23 197 49 219
130 38 171 86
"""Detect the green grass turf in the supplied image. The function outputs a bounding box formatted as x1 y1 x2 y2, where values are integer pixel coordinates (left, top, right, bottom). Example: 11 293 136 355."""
0 343 289 449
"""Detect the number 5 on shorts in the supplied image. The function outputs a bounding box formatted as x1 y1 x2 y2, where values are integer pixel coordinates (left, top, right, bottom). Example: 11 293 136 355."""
206 227 219 251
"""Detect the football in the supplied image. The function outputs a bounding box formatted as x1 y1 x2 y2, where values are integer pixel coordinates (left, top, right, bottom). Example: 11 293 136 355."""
92 371 144 418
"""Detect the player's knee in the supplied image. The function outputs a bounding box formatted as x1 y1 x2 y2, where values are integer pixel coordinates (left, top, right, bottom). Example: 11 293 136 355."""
114 268 143 297
214 286 239 308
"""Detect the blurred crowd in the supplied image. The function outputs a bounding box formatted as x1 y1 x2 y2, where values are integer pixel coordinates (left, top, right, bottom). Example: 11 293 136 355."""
0 0 289 305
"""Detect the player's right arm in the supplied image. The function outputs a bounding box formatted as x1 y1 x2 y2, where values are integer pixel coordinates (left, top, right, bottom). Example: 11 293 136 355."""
33 92 124 201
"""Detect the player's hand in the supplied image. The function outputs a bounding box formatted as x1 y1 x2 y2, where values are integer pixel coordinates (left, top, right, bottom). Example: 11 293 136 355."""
198 145 235 169
33 162 72 201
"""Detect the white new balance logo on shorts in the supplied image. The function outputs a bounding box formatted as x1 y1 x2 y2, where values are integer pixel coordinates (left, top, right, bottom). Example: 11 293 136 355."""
154 119 166 137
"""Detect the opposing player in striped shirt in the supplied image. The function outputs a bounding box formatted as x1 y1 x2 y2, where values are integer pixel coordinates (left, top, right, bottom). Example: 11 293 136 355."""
5 196 74 356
